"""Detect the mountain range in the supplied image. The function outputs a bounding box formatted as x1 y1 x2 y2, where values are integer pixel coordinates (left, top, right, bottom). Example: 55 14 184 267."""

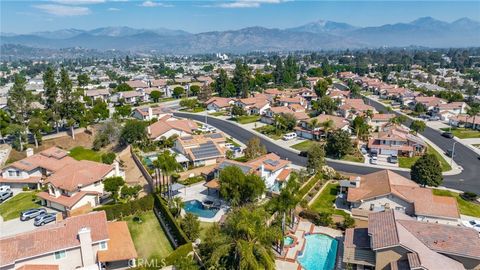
1 17 479 53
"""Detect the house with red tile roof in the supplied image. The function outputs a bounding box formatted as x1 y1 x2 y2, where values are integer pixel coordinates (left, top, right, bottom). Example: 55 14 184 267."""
295 114 350 140
433 102 469 121
147 115 198 140
368 123 426 157
205 97 234 112
84 88 111 103
132 105 170 121
338 98 376 119
449 114 480 130
369 113 396 130
412 96 447 111
234 95 270 115
174 133 226 166
341 170 459 225
343 210 480 270
0 211 137 270
260 106 309 125
126 80 148 89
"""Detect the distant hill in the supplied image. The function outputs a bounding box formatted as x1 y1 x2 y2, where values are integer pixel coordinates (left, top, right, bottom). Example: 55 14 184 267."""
2 17 479 53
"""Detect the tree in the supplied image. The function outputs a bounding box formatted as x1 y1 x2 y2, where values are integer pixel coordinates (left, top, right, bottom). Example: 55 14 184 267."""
91 99 109 121
93 120 121 150
307 143 325 173
232 60 251 98
150 90 162 102
174 255 199 270
244 137 266 160
214 69 236 97
218 166 265 206
312 96 338 115
153 150 182 198
173 86 185 98
197 85 212 102
352 116 370 140
325 130 352 158
58 69 82 139
201 206 280 270
120 185 142 200
320 119 335 138
114 104 132 119
116 83 133 92
414 103 427 113
101 152 116 164
389 115 408 125
411 154 443 187
43 67 57 110
314 79 330 97
28 117 46 148
189 85 200 96
119 119 147 146
466 104 480 130
231 105 245 116
270 175 299 237
410 120 426 134
7 74 32 151
181 213 201 241
77 73 90 87
180 98 198 110
104 176 125 202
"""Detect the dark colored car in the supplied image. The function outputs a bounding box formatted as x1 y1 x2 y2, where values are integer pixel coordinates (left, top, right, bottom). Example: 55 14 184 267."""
441 132 454 139
34 213 56 226
299 151 308 157
20 208 47 221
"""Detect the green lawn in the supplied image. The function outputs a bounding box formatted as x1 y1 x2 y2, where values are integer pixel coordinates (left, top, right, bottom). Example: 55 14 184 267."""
253 126 283 140
226 137 241 147
124 211 174 260
432 189 480 218
180 107 205 113
209 111 227 116
291 140 317 152
341 148 365 163
0 192 41 221
440 127 480 139
69 146 102 162
297 174 322 199
309 183 347 217
398 143 451 172
232 115 260 124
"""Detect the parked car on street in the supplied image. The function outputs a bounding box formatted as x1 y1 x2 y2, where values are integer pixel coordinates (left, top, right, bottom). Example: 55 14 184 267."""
388 155 398 164
370 156 378 164
0 190 13 202
441 132 454 139
0 185 11 193
34 213 57 226
283 132 297 141
446 149 455 157
20 208 47 221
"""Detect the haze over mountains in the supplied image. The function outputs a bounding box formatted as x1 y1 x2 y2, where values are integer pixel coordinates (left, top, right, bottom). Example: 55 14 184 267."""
1 17 479 53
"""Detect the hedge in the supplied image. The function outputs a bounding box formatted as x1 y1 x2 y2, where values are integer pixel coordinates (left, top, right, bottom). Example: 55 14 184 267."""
164 243 193 266
95 195 154 220
153 194 190 248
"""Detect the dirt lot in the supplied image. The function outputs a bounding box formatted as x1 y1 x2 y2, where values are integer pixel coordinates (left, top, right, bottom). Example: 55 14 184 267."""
118 146 149 191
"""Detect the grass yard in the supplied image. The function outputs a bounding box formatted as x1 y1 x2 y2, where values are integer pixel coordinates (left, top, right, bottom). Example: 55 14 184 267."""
69 146 102 162
0 192 41 221
297 174 322 199
209 111 227 117
124 211 174 260
291 140 317 152
232 115 260 124
341 147 365 163
432 189 480 218
440 127 480 139
253 126 284 140
398 143 451 172
309 183 348 217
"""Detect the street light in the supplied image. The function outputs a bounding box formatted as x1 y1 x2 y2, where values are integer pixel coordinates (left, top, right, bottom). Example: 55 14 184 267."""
450 142 457 167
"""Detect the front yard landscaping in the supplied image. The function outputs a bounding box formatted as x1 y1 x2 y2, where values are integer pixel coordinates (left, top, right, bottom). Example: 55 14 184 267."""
291 140 317 152
231 115 260 124
309 183 348 218
432 189 480 218
253 125 284 140
0 192 41 221
398 143 451 172
69 146 102 162
440 127 480 139
124 211 174 261
208 111 227 117
341 147 365 163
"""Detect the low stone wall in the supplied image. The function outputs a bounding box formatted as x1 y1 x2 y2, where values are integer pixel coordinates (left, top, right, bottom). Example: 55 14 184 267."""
130 147 154 193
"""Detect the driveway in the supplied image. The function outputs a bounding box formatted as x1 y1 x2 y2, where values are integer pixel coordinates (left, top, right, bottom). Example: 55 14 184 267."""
0 208 60 238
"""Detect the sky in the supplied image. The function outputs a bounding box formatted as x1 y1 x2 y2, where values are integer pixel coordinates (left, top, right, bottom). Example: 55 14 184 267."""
1 0 479 34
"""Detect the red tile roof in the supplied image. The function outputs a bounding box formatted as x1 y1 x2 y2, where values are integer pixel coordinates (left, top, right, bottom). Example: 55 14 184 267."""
16 265 59 270
37 190 100 208
97 221 137 262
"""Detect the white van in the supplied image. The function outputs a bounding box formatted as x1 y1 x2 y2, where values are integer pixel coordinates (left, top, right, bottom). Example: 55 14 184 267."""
283 132 297 141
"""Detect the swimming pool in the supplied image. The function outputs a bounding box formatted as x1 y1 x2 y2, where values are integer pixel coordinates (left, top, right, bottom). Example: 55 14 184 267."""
183 200 219 218
284 236 294 246
297 234 338 270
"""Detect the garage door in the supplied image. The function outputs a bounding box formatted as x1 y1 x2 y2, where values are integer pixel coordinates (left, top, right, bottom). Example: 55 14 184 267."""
380 149 398 156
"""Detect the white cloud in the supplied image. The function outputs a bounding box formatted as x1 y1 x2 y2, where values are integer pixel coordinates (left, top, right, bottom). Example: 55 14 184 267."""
216 0 287 8
107 7 120 11
140 1 172 7
51 0 105 4
33 4 91 16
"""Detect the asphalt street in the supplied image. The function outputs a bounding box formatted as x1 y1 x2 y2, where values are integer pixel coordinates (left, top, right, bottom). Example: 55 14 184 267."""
174 110 480 193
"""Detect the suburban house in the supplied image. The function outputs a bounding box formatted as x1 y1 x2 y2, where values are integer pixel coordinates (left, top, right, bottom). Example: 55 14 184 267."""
0 211 137 270
411 96 447 111
174 133 226 167
338 99 375 119
147 115 198 140
341 170 460 225
132 106 170 121
343 210 480 270
297 88 318 102
369 113 396 130
368 123 426 157
277 96 307 109
215 153 291 194
434 102 469 121
449 114 480 130
234 95 270 115
205 97 234 112
84 89 111 102
260 106 309 125
337 71 358 81
116 90 144 104
295 114 350 140
328 90 350 102
126 80 148 89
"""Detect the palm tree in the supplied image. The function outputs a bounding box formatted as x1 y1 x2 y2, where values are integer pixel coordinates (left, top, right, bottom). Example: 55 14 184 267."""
365 109 374 119
321 119 335 139
466 104 480 130
207 207 281 270
308 118 319 130
156 150 182 199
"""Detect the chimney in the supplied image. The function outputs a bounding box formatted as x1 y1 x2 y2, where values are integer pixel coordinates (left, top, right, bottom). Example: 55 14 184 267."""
26 148 34 157
78 227 95 267
148 107 153 120
114 160 120 176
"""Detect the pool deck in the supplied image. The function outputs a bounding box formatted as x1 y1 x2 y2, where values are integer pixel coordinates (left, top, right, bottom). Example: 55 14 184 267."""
275 219 344 270
175 181 228 223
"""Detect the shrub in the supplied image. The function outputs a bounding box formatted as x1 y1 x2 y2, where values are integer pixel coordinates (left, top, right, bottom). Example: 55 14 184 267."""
22 185 29 191
299 210 332 226
317 212 333 226
95 195 154 220
164 243 193 266
101 152 116 164
462 192 478 201
154 195 190 246
337 215 355 230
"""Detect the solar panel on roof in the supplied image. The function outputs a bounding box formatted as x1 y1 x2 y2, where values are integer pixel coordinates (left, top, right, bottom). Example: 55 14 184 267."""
206 133 222 139
265 159 279 166
191 141 221 159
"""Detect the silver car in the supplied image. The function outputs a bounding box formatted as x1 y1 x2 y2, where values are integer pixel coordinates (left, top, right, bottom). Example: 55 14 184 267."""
34 213 56 226
0 190 13 202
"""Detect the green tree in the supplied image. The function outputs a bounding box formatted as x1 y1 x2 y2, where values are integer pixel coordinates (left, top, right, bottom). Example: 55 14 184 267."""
180 98 198 110
101 152 116 164
411 153 443 187
219 166 265 206
314 79 330 97
58 69 82 139
232 60 251 98
91 99 109 121
307 143 325 173
414 103 427 113
150 90 162 102
77 73 90 87
43 67 57 110
120 185 142 200
214 69 236 97
466 104 480 130
116 83 133 92
389 115 408 125
153 150 182 198
307 67 323 77
173 86 185 98
352 116 371 140
410 120 426 134
119 119 147 146
181 213 201 241
189 85 200 96
114 104 132 119
320 119 335 139
174 255 199 270
325 130 352 158
244 137 266 160
312 96 338 115
231 105 246 116
103 176 125 202
0 110 11 143
7 75 32 151
28 117 46 148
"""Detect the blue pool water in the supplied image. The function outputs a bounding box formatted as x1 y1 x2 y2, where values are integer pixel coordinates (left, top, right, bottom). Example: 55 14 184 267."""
284 236 294 246
297 234 338 270
183 200 219 218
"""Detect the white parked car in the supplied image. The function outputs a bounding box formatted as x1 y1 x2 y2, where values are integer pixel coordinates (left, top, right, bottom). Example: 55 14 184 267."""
283 132 297 141
462 220 480 232
370 156 378 164
0 185 11 193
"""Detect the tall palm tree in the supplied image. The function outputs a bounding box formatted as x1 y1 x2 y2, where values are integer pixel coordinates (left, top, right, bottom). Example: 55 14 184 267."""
157 150 182 199
466 105 480 130
321 119 335 139
207 207 281 270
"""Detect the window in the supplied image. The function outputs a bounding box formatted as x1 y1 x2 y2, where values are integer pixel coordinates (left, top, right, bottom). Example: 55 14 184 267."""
54 250 66 260
16 171 20 176
8 171 14 177
99 241 108 250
